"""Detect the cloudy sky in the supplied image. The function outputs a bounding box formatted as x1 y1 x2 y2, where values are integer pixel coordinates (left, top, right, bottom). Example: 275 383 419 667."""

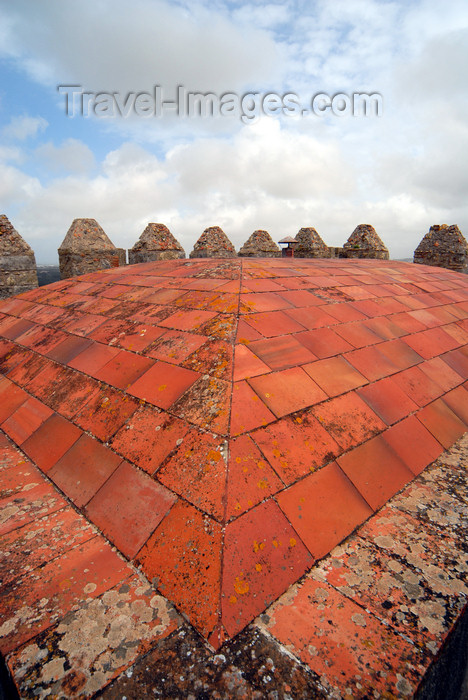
0 0 467 263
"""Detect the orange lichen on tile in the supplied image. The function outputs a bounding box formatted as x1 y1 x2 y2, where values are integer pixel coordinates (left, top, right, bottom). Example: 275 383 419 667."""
137 500 222 639
157 430 227 520
145 329 206 364
110 405 189 475
127 360 199 409
222 500 312 637
230 380 275 435
226 434 283 519
252 411 339 484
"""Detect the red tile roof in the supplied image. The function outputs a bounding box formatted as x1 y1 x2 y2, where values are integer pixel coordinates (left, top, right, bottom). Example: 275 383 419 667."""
1 257 468 695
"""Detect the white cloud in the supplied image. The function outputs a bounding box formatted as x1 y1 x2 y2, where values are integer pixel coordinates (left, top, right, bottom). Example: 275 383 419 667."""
0 0 280 94
34 138 95 174
2 115 48 140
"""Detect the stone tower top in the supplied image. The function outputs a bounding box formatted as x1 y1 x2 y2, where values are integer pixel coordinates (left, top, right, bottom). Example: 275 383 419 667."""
0 215 38 298
294 227 329 258
129 223 185 263
414 224 468 272
343 224 389 259
238 230 281 258
189 226 236 259
58 218 125 279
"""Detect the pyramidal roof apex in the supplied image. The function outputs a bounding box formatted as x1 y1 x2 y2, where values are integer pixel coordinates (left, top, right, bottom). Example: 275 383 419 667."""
0 214 34 255
294 226 329 257
131 223 185 252
58 217 118 252
344 223 388 251
190 225 236 258
415 223 468 253
238 229 281 257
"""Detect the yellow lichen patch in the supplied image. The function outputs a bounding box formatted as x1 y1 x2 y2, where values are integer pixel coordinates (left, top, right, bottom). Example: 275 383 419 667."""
257 479 268 489
255 563 262 572
272 539 282 548
229 595 237 604
289 538 297 547
207 449 221 462
234 576 250 595
235 457 242 463
295 416 303 424
158 384 167 392
253 540 265 553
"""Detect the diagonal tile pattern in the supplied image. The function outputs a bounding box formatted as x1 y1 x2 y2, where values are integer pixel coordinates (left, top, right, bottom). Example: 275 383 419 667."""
1 257 468 652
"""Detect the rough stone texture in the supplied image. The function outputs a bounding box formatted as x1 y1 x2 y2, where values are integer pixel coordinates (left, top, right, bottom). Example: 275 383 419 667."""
128 224 185 264
97 624 326 700
238 230 281 258
0 216 38 299
189 227 236 259
414 224 468 273
342 223 390 259
294 227 330 258
58 219 126 279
